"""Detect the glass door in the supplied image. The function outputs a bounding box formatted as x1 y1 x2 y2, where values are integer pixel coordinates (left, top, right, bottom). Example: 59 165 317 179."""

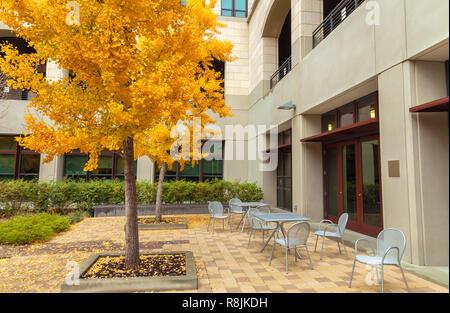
277 148 292 211
324 136 383 237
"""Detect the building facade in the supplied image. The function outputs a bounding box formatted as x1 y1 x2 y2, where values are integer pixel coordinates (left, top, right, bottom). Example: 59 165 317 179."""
1 0 449 266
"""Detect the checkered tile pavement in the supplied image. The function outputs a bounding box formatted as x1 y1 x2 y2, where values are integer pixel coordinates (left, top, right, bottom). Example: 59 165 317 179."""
0 215 447 293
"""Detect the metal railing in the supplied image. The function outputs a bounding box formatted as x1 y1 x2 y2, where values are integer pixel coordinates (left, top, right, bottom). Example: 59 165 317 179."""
312 0 366 49
270 56 292 89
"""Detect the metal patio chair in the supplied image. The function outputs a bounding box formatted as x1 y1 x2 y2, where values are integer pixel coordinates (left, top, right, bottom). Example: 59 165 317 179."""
314 213 349 260
269 222 314 273
247 204 276 248
349 228 410 293
229 198 245 230
207 201 231 233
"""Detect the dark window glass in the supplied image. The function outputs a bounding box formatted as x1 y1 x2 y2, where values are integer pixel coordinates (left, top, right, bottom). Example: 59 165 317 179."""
180 161 200 182
155 142 224 182
0 136 40 180
339 103 354 128
322 110 336 132
19 154 40 179
115 156 137 180
357 94 377 122
362 140 382 227
64 155 87 178
0 154 15 180
90 155 113 179
342 144 357 222
278 129 292 145
0 137 17 150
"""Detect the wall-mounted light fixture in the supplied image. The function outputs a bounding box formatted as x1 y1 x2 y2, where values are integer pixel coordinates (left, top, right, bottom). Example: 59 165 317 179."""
370 106 376 119
277 101 296 110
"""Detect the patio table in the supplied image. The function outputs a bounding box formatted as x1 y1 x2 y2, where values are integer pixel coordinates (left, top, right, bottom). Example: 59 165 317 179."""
252 212 311 253
237 202 268 232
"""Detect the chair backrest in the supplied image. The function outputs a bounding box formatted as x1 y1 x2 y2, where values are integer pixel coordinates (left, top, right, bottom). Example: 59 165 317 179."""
229 198 243 213
376 228 407 263
287 222 310 246
208 201 224 217
255 204 270 214
248 205 270 229
337 213 349 235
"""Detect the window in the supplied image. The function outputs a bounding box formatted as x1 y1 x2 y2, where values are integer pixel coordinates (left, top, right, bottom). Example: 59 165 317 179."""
1 37 45 101
0 136 40 180
155 141 224 182
339 103 354 128
64 151 136 181
321 92 378 133
221 0 247 18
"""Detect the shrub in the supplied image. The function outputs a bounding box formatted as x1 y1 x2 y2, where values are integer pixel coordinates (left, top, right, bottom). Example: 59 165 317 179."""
0 213 71 245
0 179 264 215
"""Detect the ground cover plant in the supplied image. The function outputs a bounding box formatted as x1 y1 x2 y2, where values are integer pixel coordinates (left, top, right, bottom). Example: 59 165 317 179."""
0 213 71 245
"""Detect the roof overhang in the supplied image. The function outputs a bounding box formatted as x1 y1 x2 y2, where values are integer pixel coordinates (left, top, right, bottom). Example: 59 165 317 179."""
301 119 379 143
409 96 449 113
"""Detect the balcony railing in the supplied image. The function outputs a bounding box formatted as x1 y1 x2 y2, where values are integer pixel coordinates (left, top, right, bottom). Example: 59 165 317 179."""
312 0 366 49
270 56 292 90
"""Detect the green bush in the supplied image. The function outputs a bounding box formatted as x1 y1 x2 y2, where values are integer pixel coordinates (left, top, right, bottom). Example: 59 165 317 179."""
0 213 71 245
0 179 264 216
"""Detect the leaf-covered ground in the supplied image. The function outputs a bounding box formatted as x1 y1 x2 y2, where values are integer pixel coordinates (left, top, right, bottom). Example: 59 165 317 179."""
0 215 447 293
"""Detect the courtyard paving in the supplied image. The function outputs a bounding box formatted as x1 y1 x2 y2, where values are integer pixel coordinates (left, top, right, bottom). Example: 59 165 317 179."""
0 215 447 293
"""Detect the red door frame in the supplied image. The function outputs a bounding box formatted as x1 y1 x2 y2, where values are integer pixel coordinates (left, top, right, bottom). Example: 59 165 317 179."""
324 135 383 237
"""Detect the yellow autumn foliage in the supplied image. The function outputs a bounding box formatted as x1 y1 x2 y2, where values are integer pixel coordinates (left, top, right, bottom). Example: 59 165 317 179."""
0 0 234 171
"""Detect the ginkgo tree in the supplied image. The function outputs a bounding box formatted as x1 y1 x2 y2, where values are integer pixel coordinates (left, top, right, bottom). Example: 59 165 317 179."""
0 0 233 269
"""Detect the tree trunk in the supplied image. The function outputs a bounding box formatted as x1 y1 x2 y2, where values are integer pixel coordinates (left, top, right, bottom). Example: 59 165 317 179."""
123 137 140 269
155 162 167 223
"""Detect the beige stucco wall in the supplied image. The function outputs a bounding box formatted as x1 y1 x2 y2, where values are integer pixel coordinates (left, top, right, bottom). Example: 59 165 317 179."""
378 60 449 266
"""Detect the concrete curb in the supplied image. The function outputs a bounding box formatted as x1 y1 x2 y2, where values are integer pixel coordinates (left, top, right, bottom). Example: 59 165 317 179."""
60 251 198 293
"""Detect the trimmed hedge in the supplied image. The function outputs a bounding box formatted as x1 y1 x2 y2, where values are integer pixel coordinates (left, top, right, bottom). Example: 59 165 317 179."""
0 213 71 245
0 179 263 217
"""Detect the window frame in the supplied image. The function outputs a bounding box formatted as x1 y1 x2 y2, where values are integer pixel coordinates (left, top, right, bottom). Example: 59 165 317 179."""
63 151 134 181
0 135 40 180
321 92 379 133
221 0 248 18
154 141 225 182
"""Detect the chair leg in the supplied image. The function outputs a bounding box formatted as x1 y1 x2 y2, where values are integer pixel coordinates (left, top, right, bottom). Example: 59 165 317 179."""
236 214 244 230
285 246 289 274
241 213 247 233
248 229 254 248
222 219 224 231
314 235 318 252
261 230 265 247
305 246 314 270
269 239 276 266
207 217 211 231
320 235 326 260
337 240 342 254
398 264 410 293
348 258 357 288
341 237 348 257
212 218 215 233
381 263 384 293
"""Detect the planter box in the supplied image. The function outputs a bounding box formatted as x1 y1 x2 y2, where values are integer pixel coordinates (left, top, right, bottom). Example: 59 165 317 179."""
94 203 212 217
60 251 197 293
123 218 188 231
138 217 187 230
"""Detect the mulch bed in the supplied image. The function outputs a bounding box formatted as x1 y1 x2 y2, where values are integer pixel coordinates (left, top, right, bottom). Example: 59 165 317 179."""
138 217 183 225
81 254 187 279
